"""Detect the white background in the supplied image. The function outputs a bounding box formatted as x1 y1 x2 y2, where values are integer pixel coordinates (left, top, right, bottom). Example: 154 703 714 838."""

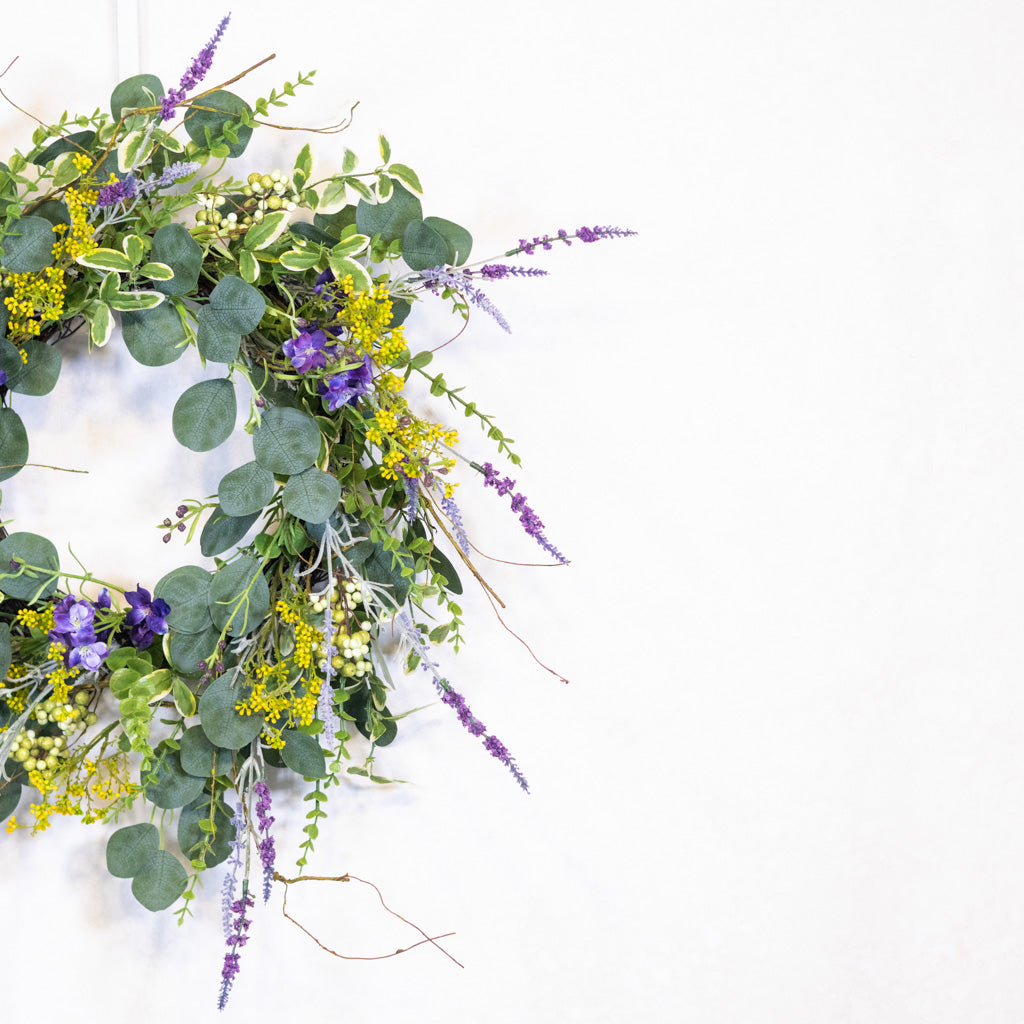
3 1 1024 1021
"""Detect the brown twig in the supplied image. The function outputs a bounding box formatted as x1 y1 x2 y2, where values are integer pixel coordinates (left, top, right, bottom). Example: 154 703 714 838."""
273 871 465 968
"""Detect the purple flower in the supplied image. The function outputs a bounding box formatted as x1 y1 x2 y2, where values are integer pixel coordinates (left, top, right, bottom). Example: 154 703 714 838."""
439 495 469 554
69 641 109 672
477 462 568 564
419 267 511 333
282 328 329 374
513 224 638 255
478 264 549 280
253 780 276 904
158 15 231 123
124 585 171 649
95 174 138 209
53 595 96 640
318 354 373 412
217 889 254 1011
396 612 529 792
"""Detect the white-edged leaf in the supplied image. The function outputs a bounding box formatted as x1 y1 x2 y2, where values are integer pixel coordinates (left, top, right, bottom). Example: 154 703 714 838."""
328 256 371 292
279 250 322 272
342 148 358 173
140 262 173 280
122 234 146 265
377 175 393 202
107 290 165 311
239 249 259 284
52 151 81 189
86 300 114 347
117 128 150 172
346 177 373 202
330 235 369 260
78 248 134 273
388 163 423 195
378 133 391 164
243 209 290 250
317 178 347 215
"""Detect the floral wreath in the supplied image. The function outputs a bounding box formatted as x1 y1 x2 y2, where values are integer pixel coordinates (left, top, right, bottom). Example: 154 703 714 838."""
0 14 635 1008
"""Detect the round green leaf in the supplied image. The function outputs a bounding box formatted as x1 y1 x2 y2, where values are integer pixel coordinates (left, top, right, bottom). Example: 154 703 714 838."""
122 301 188 366
150 223 203 297
31 200 70 230
208 556 270 636
184 90 253 157
0 531 59 600
280 729 327 779
0 779 22 821
131 849 188 911
218 460 275 517
155 565 213 633
177 796 233 868
143 750 206 809
111 73 164 119
198 672 265 749
172 378 237 451
282 466 342 523
166 625 219 677
208 275 265 334
0 338 62 395
0 407 28 483
195 305 241 363
253 407 321 475
355 180 423 243
179 723 233 778
200 506 260 558
1 216 55 273
402 219 451 272
423 216 473 265
106 822 160 878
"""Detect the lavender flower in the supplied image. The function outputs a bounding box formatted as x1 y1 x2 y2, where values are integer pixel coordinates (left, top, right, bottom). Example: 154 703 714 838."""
159 15 231 123
476 461 568 564
478 264 549 280
439 494 469 554
513 224 638 255
217 890 254 1011
317 601 341 752
403 475 419 525
220 802 246 938
253 780 276 904
95 174 138 209
419 266 511 333
396 612 529 792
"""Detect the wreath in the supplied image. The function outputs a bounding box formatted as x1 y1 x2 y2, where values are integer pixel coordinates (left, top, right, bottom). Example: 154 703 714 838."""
0 14 635 1007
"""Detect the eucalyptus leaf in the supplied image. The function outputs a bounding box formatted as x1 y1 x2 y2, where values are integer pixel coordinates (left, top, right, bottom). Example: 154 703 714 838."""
355 180 422 242
143 750 205 809
402 219 451 272
177 796 233 867
252 407 321 475
150 223 202 297
184 90 253 157
122 301 188 366
198 672 265 749
111 74 164 119
200 506 260 558
0 532 59 600
0 779 22 820
166 625 219 677
424 216 472 265
179 724 233 778
106 822 160 878
282 466 341 524
131 849 188 911
155 565 213 633
0 407 28 483
172 378 237 452
0 622 11 680
280 729 327 779
218 460 275 517
2 216 55 273
208 556 270 636
207 275 265 333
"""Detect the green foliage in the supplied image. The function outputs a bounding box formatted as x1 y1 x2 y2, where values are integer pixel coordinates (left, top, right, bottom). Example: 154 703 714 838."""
200 506 260 557
208 555 270 635
355 180 423 243
106 822 160 878
150 223 203 297
218 460 275 516
183 90 253 157
131 849 189 911
280 729 327 779
155 565 213 633
172 378 237 451
198 672 265 749
1 216 56 273
122 301 188 366
0 531 59 599
252 406 321 475
281 466 341 523
110 74 164 119
0 407 29 482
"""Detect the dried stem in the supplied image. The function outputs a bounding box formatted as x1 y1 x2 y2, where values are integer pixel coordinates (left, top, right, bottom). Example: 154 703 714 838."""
274 871 465 968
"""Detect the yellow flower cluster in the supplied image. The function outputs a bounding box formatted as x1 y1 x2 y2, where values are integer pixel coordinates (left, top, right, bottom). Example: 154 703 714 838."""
2 171 97 338
366 395 459 487
7 751 138 833
15 605 55 632
235 597 324 748
329 275 407 365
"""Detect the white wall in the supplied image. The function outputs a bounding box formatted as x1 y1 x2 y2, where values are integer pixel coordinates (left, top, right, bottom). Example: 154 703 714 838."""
4 1 1024 1021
